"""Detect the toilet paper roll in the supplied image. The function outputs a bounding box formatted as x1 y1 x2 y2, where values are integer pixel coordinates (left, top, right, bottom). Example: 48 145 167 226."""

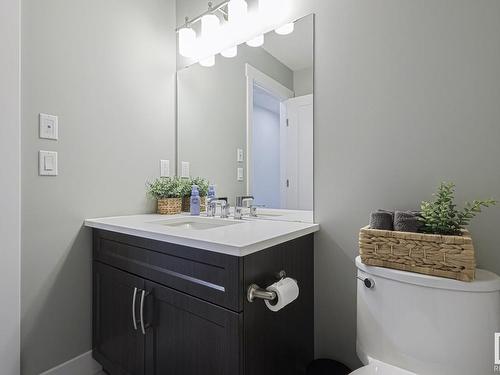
264 277 299 312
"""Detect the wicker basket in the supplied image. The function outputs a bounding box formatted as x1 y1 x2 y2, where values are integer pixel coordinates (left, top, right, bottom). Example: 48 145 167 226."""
359 226 476 281
182 196 206 213
157 197 182 215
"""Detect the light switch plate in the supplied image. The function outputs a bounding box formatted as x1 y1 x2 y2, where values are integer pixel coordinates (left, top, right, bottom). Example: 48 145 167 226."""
39 150 58 176
237 148 244 162
160 160 170 177
39 113 58 140
237 167 244 181
181 161 190 178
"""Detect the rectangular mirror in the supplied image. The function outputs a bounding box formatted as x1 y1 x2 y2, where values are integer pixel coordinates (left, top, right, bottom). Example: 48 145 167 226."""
177 14 314 223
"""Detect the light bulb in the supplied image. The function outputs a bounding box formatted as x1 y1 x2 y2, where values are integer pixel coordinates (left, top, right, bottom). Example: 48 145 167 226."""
200 55 215 67
275 22 294 35
246 34 264 47
221 46 238 58
258 0 280 14
178 27 196 57
201 14 220 38
228 0 247 23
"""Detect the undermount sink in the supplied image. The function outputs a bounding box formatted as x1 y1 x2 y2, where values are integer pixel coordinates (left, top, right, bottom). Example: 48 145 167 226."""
151 216 243 230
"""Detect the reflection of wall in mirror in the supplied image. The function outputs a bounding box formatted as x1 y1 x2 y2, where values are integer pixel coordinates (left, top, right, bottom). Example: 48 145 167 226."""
177 46 293 206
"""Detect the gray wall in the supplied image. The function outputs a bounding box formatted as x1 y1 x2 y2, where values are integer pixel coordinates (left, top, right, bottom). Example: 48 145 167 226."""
0 0 21 373
177 0 500 369
177 45 293 205
20 0 177 373
294 67 313 96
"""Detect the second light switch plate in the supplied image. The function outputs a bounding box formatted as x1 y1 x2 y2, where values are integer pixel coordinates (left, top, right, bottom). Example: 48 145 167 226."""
237 167 244 181
39 151 58 176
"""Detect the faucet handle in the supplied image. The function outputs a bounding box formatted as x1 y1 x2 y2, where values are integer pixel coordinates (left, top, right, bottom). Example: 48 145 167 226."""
250 204 265 217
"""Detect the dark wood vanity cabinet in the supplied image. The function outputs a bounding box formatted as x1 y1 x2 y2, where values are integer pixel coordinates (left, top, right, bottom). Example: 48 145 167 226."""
92 229 314 375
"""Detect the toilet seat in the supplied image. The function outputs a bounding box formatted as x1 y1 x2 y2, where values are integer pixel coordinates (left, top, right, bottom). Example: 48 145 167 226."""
349 360 416 375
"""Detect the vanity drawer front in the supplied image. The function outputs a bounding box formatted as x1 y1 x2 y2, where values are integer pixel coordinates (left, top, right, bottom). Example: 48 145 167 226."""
93 229 242 312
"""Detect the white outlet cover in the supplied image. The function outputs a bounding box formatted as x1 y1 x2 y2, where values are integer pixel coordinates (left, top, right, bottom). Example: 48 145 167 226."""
39 113 58 140
160 160 170 177
181 161 190 178
39 150 58 176
237 167 244 181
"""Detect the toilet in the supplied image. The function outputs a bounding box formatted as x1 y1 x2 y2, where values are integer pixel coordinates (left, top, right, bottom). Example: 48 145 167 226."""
352 256 500 375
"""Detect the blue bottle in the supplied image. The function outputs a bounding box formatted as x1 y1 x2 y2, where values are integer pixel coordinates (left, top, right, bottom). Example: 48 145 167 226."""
190 185 201 216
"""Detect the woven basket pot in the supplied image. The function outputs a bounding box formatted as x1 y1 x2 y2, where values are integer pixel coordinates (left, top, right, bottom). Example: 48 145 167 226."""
359 226 476 282
182 196 206 213
157 197 182 215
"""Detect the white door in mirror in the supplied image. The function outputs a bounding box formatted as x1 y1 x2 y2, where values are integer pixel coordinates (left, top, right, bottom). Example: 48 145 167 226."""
281 95 313 210
39 150 58 176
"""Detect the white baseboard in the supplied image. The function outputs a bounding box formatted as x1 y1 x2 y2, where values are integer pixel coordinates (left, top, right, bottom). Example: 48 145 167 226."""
40 351 102 375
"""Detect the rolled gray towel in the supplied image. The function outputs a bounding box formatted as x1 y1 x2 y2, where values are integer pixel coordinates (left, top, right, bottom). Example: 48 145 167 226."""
369 211 394 230
378 209 395 220
394 211 422 232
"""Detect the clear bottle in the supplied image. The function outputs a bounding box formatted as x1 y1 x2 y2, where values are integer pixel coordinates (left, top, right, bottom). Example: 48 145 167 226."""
190 185 201 216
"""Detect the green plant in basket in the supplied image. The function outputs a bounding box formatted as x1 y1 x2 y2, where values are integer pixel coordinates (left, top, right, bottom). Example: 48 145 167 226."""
146 177 183 199
419 182 496 236
191 177 209 196
176 177 209 197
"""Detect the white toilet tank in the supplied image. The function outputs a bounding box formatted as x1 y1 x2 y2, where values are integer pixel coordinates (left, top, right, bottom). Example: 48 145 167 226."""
355 256 500 375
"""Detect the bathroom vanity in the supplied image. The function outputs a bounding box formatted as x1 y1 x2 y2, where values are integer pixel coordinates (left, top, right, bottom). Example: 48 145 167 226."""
86 214 319 375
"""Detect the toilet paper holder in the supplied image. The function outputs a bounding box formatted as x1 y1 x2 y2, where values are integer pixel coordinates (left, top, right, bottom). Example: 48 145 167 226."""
247 270 287 303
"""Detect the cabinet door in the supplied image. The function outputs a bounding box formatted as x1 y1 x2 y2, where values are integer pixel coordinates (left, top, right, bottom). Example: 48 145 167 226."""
93 262 146 375
144 281 241 375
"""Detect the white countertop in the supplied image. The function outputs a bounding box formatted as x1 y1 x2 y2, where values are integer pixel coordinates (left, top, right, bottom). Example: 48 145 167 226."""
84 212 319 257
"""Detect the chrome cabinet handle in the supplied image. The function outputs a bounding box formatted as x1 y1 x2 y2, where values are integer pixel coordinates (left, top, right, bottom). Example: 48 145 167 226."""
132 287 138 330
140 289 146 335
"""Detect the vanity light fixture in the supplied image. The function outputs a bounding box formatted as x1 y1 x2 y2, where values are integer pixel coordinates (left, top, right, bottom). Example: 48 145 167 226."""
200 12 220 67
199 55 216 67
275 22 294 35
228 0 247 22
178 25 196 57
246 34 264 47
221 46 238 58
176 0 292 67
221 0 247 56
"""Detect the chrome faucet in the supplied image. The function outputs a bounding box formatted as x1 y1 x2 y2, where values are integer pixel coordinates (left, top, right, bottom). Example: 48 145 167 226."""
209 199 230 219
235 196 254 219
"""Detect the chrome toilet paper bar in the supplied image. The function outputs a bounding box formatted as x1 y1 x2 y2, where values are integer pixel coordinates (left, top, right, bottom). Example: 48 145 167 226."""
247 284 277 302
246 270 287 303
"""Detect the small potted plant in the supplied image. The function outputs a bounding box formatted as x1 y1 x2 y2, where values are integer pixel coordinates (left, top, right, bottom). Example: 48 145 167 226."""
359 182 496 281
181 177 209 212
419 182 496 235
147 177 183 215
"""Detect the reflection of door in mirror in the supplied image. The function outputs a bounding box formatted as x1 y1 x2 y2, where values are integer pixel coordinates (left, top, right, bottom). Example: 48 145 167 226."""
248 66 313 210
281 95 313 210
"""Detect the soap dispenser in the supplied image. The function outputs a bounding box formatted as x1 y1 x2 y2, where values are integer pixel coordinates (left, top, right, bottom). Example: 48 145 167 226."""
207 184 216 202
190 185 201 216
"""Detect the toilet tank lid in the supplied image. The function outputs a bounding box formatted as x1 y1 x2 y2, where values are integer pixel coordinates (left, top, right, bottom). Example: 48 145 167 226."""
355 256 500 292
